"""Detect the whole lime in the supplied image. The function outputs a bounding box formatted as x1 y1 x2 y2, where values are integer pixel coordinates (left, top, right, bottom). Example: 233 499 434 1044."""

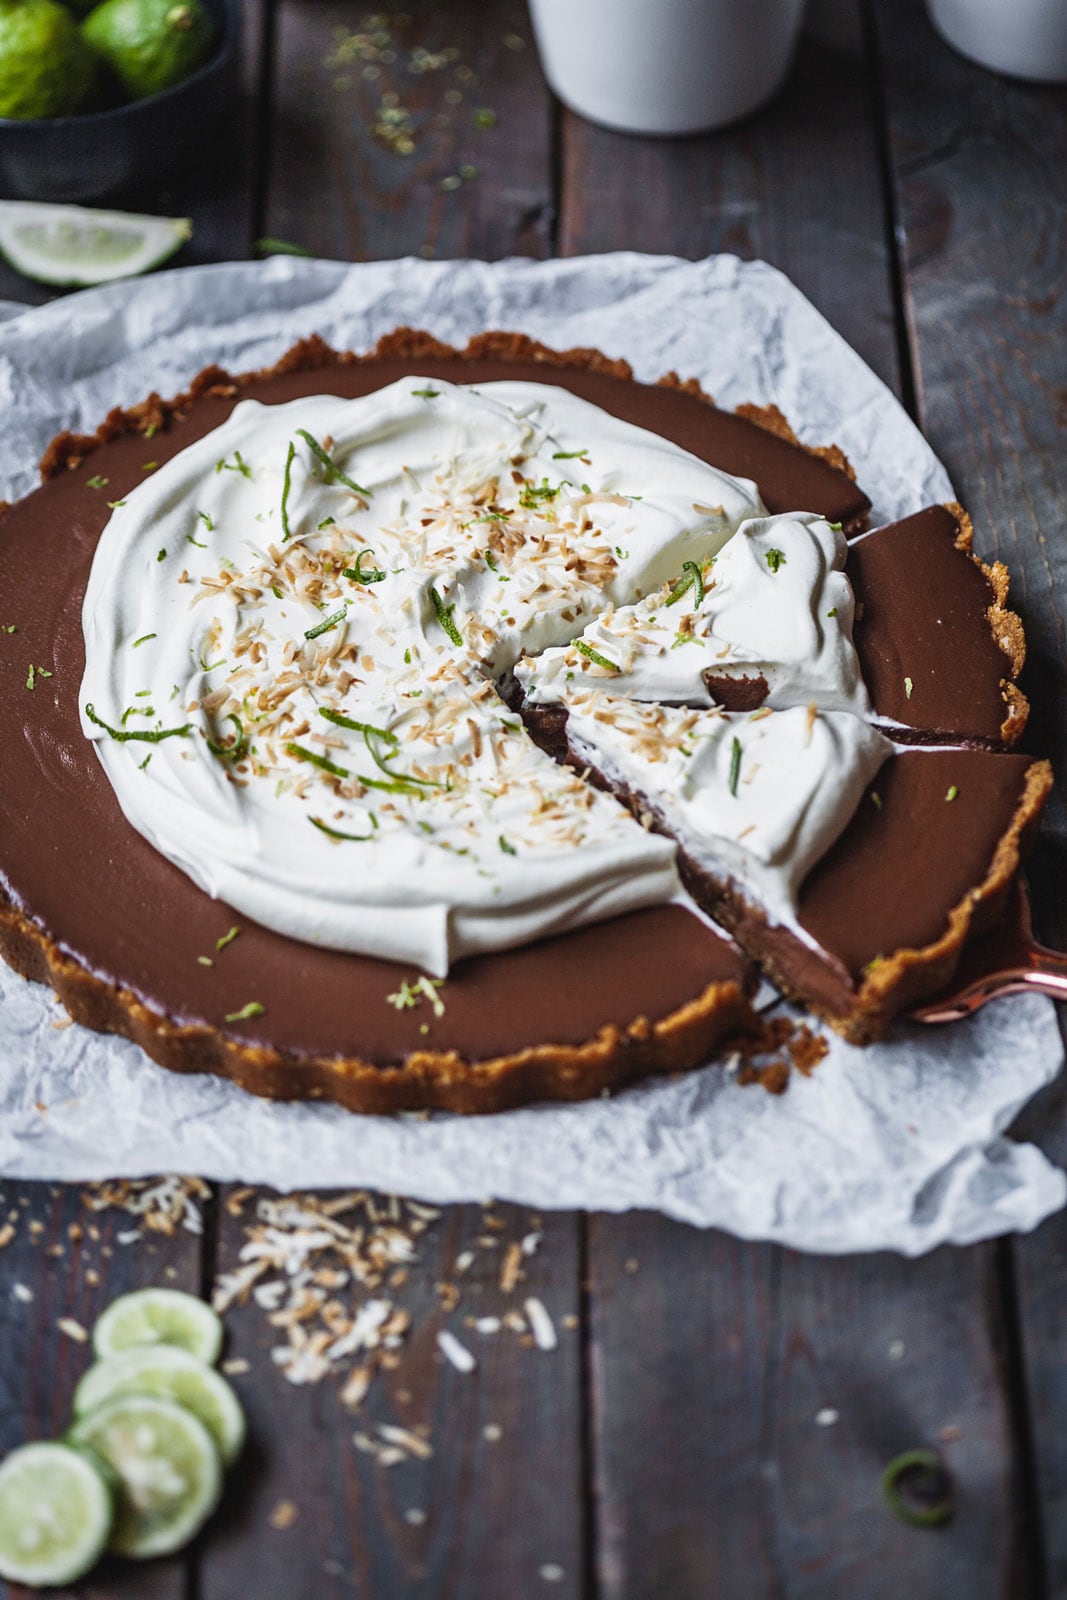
0 0 98 118
82 0 215 100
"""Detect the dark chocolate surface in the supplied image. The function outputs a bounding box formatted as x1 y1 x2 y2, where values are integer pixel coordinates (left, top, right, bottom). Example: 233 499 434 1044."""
848 505 1011 744
798 747 1035 977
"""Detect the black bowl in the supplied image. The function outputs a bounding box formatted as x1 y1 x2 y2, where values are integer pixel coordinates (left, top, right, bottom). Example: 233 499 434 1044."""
0 0 240 203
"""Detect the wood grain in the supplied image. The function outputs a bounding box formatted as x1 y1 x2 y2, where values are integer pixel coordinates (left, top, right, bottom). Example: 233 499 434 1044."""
563 7 1037 1595
264 0 552 263
558 8 901 391
0 1179 206 1600
872 1 1067 1593
196 1194 584 1600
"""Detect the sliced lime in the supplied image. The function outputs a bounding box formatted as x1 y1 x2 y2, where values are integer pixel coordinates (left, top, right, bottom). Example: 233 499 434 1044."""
74 1346 246 1466
0 201 191 288
0 1440 114 1585
69 1394 222 1559
93 1287 224 1365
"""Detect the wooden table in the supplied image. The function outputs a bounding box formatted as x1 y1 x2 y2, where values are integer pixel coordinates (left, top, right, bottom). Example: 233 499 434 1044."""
1 1 1065 1594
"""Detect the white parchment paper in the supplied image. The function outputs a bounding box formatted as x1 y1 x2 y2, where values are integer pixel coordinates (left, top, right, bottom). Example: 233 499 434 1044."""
0 252 1062 1253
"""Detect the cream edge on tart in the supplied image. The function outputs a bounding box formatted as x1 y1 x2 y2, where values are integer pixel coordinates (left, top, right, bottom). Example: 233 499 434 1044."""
79 376 893 982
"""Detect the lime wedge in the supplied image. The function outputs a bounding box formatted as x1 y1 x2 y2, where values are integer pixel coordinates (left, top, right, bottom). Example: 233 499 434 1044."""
0 201 191 288
74 1346 246 1466
0 1440 114 1585
93 1287 224 1365
69 1394 222 1559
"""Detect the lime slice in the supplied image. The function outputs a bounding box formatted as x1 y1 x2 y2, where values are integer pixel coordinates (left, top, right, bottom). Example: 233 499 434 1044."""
0 1440 114 1585
0 201 191 288
69 1394 222 1559
74 1346 246 1466
93 1287 224 1365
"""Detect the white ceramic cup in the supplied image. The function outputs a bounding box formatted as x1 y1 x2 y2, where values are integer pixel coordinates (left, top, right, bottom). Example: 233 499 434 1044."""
926 0 1067 83
528 0 809 137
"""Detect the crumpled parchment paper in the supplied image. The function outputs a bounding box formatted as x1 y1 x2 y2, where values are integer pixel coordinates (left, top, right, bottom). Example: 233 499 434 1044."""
0 252 1062 1254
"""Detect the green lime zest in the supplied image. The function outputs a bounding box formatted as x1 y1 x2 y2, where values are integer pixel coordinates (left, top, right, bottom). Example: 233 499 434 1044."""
411 387 439 399
304 605 348 641
666 560 705 607
430 586 464 647
225 1001 264 1023
280 439 296 541
309 815 374 841
574 639 618 672
552 448 589 460
206 712 248 763
880 1450 954 1528
85 703 191 744
254 236 311 256
132 633 156 648
343 550 386 584
765 548 787 573
945 785 958 802
216 925 240 951
728 736 742 796
296 429 370 496
286 742 351 779
319 708 393 740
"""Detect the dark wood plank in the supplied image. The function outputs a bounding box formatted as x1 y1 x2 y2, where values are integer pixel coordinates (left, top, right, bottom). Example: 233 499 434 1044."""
264 0 552 263
560 8 1035 1595
197 1191 583 1600
589 1216 1029 1599
558 6 901 390
871 1 1067 1591
0 1177 208 1600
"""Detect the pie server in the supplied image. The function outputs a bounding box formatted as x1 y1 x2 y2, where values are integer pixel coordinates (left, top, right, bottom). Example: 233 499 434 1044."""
909 880 1067 1023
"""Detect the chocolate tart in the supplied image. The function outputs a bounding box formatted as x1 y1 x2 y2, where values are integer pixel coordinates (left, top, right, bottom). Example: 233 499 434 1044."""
0 330 1048 1107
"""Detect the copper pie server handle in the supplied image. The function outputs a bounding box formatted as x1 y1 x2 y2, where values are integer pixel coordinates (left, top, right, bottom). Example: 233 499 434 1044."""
909 881 1067 1024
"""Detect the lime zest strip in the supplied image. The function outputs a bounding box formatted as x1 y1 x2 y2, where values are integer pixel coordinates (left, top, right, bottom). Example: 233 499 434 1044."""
296 429 371 497
85 703 191 744
430 586 464 647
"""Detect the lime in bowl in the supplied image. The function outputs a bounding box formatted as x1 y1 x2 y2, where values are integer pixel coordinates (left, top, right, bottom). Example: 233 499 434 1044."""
0 0 238 204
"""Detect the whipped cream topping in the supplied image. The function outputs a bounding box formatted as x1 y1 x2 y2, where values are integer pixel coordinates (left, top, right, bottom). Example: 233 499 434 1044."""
516 512 869 715
562 696 892 932
80 377 772 976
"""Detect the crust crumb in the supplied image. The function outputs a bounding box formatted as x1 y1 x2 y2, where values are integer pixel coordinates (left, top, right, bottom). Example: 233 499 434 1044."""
732 1016 829 1094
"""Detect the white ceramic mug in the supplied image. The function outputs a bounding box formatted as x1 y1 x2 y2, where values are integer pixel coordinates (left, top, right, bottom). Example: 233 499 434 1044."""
528 0 809 137
926 0 1067 83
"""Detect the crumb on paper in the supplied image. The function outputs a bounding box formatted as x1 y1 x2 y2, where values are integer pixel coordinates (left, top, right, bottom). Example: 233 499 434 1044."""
732 1017 830 1095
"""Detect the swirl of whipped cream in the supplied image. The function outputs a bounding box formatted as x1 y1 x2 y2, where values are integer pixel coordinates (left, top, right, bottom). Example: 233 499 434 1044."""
80 377 772 975
561 696 892 933
516 512 869 714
